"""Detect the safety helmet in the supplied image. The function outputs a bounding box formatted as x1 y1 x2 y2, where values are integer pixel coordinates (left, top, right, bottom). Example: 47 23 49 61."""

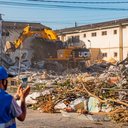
0 66 8 80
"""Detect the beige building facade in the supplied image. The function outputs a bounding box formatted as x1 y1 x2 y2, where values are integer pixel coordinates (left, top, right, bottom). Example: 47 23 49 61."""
56 18 128 61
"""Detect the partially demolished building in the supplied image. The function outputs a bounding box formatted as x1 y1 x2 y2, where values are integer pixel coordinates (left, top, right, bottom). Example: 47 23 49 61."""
0 20 55 68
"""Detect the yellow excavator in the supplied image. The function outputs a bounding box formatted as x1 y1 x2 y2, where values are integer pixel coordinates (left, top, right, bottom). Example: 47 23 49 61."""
5 25 90 70
5 25 59 50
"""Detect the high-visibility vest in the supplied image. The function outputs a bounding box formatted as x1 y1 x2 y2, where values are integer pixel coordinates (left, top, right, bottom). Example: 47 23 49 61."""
0 89 16 128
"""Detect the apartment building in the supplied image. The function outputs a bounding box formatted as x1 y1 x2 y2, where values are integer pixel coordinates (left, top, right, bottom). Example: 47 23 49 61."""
56 18 128 61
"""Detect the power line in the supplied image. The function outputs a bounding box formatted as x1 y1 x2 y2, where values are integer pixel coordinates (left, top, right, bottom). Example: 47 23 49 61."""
0 1 128 11
27 0 128 4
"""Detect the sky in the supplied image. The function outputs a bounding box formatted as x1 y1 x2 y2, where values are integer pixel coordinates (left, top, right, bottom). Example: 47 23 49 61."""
0 0 128 29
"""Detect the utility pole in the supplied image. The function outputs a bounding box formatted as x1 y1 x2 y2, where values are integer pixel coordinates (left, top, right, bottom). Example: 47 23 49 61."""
119 24 123 61
0 14 3 66
75 22 77 27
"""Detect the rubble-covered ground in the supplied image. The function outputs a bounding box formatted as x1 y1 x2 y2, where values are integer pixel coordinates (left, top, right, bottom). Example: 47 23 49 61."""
8 58 128 127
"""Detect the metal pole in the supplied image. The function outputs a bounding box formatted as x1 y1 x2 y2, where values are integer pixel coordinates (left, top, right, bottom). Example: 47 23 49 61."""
18 44 22 81
88 39 91 61
119 24 123 61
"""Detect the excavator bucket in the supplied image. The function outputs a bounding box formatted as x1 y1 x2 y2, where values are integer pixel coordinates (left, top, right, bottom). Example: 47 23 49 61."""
23 25 31 34
44 29 58 40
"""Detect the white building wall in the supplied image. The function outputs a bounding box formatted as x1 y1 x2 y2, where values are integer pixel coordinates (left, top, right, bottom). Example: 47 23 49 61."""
81 27 120 60
60 25 128 61
123 48 128 59
122 26 128 48
123 27 128 44
80 27 119 49
100 48 119 61
122 26 128 59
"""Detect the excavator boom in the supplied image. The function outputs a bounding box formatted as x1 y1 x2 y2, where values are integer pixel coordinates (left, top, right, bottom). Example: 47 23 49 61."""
8 25 59 49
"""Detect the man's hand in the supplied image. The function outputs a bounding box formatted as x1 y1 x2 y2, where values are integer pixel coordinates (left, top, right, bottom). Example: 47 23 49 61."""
16 85 30 121
20 85 30 101
15 85 30 101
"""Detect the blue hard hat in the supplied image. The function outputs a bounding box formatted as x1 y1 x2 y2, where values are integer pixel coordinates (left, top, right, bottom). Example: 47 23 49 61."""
0 66 8 80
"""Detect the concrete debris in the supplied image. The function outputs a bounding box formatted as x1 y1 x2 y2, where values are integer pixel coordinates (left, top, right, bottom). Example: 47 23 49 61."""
54 102 67 110
8 57 128 123
88 97 100 113
33 61 45 69
70 97 87 112
85 62 111 75
26 90 51 105
104 57 117 64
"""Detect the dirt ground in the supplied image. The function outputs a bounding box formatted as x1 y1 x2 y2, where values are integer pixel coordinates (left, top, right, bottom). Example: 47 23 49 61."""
17 109 127 128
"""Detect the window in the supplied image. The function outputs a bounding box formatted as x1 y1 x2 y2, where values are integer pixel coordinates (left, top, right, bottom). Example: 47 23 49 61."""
67 35 80 44
73 35 79 42
2 32 9 36
114 30 117 34
114 52 118 57
103 53 107 57
83 34 86 38
102 31 107 36
91 32 96 37
67 37 72 44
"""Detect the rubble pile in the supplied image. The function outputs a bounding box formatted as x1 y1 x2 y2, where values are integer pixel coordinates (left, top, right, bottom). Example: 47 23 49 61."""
85 62 111 75
8 57 128 123
22 60 128 123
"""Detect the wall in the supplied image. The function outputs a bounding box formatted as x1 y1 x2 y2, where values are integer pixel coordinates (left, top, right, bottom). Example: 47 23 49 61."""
59 25 128 61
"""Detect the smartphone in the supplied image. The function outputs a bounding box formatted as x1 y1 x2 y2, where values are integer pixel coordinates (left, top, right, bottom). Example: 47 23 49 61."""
21 77 28 88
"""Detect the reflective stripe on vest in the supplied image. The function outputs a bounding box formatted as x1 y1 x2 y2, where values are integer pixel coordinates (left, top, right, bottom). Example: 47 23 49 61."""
0 119 15 128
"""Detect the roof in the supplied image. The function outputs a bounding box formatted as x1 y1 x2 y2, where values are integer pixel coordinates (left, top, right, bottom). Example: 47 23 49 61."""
2 21 51 30
56 18 128 35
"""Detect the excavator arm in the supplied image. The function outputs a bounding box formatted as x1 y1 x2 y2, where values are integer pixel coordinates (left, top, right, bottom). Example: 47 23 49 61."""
6 25 59 50
14 25 31 48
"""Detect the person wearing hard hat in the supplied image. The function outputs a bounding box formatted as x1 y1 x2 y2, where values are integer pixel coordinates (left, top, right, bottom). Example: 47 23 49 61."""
0 66 30 128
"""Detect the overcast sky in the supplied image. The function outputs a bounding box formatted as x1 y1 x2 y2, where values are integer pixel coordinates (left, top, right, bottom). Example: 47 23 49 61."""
0 0 128 29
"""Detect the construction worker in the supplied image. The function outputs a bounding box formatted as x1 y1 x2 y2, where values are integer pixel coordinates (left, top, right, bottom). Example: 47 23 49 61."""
0 66 30 128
